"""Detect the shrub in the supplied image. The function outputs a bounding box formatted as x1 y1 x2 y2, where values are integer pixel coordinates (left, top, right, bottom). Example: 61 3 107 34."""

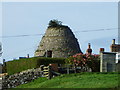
48 19 62 27
66 53 100 72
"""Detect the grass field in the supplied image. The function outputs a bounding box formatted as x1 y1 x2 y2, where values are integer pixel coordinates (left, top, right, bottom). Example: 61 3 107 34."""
16 72 119 88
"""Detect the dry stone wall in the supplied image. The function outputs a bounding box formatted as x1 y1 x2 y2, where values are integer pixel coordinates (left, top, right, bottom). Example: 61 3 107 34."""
2 67 43 89
35 26 82 58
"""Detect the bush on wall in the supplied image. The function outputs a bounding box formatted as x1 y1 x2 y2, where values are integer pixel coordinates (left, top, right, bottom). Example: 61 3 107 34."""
48 19 62 27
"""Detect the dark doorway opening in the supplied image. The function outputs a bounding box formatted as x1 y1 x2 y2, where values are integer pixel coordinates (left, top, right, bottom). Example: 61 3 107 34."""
46 50 52 57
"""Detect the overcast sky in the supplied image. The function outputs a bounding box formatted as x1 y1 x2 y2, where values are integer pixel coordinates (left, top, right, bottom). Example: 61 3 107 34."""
0 2 118 63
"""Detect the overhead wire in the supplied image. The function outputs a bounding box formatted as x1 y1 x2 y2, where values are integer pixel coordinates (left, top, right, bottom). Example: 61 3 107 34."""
74 28 118 33
2 45 38 60
0 34 44 38
1 27 118 60
0 28 118 38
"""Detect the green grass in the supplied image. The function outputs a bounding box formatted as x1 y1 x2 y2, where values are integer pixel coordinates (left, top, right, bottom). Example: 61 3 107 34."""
16 72 119 88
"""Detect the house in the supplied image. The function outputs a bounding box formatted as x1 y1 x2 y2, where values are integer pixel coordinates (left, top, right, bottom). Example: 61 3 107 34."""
100 39 120 72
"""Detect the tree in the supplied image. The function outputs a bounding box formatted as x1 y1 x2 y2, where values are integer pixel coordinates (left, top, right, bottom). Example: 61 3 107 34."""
48 19 62 27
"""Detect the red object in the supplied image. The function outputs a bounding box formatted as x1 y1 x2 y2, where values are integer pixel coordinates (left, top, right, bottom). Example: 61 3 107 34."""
49 63 58 72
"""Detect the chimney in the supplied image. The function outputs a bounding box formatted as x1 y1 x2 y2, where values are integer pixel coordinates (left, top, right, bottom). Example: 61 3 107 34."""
112 39 115 45
88 43 91 49
100 48 104 53
86 43 92 54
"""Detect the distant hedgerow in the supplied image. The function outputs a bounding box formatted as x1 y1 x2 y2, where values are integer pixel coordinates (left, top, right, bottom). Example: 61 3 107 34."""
6 57 65 75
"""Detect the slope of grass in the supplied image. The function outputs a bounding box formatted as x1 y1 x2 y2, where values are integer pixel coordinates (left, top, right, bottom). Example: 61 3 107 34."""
16 72 119 88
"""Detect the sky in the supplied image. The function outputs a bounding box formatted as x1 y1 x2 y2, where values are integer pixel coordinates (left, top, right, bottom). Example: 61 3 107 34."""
0 1 118 63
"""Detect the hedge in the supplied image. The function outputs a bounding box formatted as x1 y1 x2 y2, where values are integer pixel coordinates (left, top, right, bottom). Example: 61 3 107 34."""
6 57 65 75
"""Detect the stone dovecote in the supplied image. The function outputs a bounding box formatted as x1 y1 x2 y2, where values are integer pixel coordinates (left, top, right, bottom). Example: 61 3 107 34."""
35 25 82 58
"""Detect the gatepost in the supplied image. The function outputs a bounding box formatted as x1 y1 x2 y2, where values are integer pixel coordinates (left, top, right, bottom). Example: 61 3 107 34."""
43 66 52 79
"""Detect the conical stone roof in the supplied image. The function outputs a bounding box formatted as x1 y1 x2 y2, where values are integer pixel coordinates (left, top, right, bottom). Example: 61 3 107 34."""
35 24 82 58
